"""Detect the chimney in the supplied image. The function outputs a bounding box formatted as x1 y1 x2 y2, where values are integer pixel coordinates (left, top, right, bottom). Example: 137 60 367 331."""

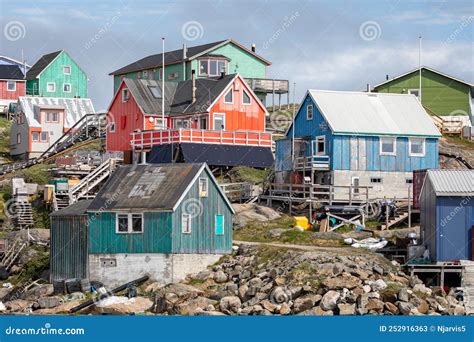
191 69 196 103
366 83 371 92
386 74 389 80
183 43 187 59
251 43 256 53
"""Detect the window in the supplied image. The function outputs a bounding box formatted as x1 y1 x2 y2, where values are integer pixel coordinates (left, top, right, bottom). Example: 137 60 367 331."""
32 132 40 141
63 66 71 75
351 177 360 196
313 136 325 155
182 213 192 234
116 213 143 234
63 83 71 92
409 138 425 156
154 117 165 129
46 112 59 123
224 88 233 103
218 60 226 74
209 60 218 76
213 113 225 131
16 133 21 144
199 117 207 129
47 82 56 93
155 68 163 80
408 89 420 99
406 178 413 184
199 178 208 197
370 177 382 184
199 60 208 76
380 137 396 155
215 215 224 235
168 72 179 80
122 89 129 102
148 86 162 98
307 105 313 120
242 90 251 105
40 132 49 142
7 81 16 91
175 119 183 129
142 70 148 78
199 59 227 77
109 122 115 132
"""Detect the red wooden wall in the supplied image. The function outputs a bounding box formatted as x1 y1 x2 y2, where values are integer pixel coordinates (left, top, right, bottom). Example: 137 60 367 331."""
0 80 25 100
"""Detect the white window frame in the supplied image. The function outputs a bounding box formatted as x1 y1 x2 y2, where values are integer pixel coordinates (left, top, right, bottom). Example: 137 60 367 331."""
199 178 208 197
47 82 56 93
109 122 115 132
198 59 228 77
45 112 59 123
16 133 21 144
409 138 425 157
122 88 129 102
242 89 251 105
142 70 148 78
115 213 143 234
313 136 326 156
379 137 396 156
7 81 16 92
154 117 165 130
63 83 71 93
224 88 233 104
213 113 225 131
182 213 192 234
63 66 71 75
40 131 49 142
32 131 40 142
307 104 313 120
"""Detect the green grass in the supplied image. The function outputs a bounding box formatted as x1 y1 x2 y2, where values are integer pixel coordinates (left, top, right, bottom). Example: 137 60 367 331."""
234 215 345 247
0 117 12 154
225 166 270 184
444 136 474 150
15 163 51 185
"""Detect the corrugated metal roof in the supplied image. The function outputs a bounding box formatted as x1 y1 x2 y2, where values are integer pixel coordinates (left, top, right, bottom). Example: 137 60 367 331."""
308 90 441 137
426 170 474 196
124 79 177 115
88 163 205 212
51 199 93 216
18 96 95 128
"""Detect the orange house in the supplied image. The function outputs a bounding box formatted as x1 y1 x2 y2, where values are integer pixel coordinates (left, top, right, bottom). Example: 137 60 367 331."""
106 73 273 167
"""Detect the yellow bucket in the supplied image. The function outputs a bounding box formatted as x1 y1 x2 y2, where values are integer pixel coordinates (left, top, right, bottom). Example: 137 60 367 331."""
294 216 310 230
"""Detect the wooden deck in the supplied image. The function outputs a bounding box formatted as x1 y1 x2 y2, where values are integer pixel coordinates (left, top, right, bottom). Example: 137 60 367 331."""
131 129 272 150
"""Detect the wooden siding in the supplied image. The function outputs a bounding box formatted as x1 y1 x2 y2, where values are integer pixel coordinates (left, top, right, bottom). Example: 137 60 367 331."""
50 215 89 281
209 76 266 132
27 51 87 98
88 212 173 254
171 167 232 254
0 80 25 100
332 136 438 172
374 69 471 116
106 81 145 152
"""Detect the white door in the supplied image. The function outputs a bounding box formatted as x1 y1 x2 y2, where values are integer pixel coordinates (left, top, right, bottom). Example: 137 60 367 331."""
213 113 225 131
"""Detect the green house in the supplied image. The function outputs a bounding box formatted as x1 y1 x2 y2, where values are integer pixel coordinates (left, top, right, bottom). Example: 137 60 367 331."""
109 39 288 103
49 163 234 287
373 66 473 117
26 50 88 98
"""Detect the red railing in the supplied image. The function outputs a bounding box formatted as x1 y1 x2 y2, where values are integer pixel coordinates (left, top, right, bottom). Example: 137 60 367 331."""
131 129 272 150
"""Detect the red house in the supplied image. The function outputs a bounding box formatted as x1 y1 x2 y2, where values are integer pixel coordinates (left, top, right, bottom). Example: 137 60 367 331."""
106 73 273 167
0 65 26 115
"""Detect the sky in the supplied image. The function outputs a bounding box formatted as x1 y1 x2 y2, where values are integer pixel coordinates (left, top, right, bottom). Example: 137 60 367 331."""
1 0 473 110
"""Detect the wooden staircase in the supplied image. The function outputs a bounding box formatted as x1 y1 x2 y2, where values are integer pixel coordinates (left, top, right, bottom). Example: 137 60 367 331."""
461 261 474 315
380 212 409 230
12 199 33 229
1 239 27 271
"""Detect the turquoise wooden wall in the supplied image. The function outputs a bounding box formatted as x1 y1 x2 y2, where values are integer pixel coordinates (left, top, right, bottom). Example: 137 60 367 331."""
88 212 173 254
88 168 232 254
27 51 87 98
171 167 232 254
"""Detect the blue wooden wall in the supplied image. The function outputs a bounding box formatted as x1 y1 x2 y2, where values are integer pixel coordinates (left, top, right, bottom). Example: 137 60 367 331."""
88 167 232 255
276 92 439 172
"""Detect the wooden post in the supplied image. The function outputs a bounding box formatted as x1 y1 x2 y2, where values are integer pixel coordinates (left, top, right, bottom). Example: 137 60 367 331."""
272 80 276 113
279 93 281 110
289 182 292 216
440 267 445 289
385 203 389 230
408 185 412 228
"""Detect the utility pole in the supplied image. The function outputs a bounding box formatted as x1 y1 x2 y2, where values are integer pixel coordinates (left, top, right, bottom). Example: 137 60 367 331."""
291 82 296 166
419 36 422 103
162 37 165 129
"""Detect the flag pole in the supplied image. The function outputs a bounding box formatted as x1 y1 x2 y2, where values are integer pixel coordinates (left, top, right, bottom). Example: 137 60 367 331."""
418 36 422 102
162 37 165 128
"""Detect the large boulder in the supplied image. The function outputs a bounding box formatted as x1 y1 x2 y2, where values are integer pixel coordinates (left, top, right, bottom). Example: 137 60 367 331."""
93 296 153 315
219 296 241 314
320 290 340 311
232 204 281 229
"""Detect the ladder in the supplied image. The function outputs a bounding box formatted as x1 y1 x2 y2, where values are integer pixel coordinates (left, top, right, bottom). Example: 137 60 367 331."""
12 199 34 229
1 239 27 271
380 212 409 230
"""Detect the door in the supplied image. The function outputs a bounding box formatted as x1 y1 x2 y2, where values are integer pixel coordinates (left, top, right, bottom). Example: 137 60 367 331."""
213 113 225 131
312 136 326 156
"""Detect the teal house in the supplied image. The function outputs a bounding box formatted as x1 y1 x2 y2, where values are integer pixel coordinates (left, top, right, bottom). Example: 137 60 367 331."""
26 50 88 98
52 163 234 287
110 39 288 103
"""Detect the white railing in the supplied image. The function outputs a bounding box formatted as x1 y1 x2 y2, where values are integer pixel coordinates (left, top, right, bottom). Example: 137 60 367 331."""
131 129 272 149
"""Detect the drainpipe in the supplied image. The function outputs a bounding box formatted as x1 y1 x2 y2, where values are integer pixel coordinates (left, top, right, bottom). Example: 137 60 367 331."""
182 43 187 81
191 70 196 103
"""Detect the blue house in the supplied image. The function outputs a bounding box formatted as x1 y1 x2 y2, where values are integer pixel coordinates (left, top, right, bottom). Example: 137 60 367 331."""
51 163 234 287
420 170 474 262
275 90 441 199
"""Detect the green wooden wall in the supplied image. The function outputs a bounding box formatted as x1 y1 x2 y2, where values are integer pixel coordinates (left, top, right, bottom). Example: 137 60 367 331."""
27 51 88 98
87 168 232 254
88 212 173 254
374 69 471 116
171 168 233 254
